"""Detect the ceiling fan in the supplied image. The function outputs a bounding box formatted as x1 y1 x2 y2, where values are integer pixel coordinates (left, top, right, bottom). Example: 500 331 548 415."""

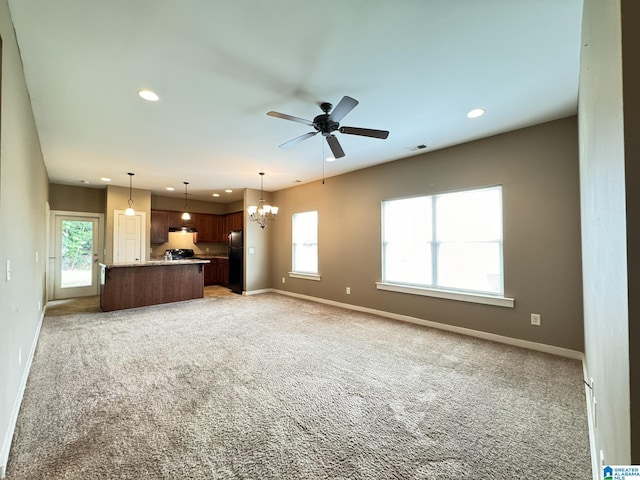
267 96 389 159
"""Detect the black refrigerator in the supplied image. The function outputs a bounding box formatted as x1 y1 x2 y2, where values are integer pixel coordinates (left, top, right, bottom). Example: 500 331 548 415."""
228 230 243 294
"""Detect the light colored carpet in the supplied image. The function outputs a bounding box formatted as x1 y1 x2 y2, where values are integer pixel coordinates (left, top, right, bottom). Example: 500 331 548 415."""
7 293 591 479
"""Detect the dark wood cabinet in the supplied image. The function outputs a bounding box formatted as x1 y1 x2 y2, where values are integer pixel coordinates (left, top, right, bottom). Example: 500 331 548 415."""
151 209 240 245
150 210 169 244
224 212 243 233
203 257 229 286
169 210 196 230
100 262 205 311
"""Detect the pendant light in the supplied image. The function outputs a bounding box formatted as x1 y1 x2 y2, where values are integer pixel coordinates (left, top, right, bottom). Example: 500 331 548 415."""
247 172 278 229
181 181 191 220
125 172 135 216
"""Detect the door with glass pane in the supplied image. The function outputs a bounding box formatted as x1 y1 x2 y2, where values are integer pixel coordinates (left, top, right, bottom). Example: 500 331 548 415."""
53 215 100 299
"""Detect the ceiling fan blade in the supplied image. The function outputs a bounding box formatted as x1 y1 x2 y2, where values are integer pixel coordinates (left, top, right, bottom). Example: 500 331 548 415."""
326 135 345 158
279 131 318 149
328 96 359 123
339 126 390 139
267 111 314 126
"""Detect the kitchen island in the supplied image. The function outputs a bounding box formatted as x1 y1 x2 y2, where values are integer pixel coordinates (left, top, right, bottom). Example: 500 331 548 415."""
99 259 210 312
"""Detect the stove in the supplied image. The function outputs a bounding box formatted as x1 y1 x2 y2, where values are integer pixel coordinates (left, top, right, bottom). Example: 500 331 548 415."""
165 248 194 259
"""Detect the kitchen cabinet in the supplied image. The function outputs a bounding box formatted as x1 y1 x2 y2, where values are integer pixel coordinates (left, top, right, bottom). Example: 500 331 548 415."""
224 212 243 233
151 209 238 245
169 211 196 230
203 257 229 286
150 210 169 244
193 214 224 243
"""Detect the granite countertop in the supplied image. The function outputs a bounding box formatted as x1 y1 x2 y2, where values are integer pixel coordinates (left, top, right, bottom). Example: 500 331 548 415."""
100 259 211 268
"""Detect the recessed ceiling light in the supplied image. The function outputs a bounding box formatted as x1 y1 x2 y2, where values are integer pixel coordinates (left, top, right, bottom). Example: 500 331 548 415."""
100 177 111 182
212 193 220 197
166 187 175 191
225 189 233 193
137 89 159 102
80 180 90 184
467 108 486 119
326 156 336 162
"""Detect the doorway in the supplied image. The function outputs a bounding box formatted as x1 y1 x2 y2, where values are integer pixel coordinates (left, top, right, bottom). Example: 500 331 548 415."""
50 212 104 299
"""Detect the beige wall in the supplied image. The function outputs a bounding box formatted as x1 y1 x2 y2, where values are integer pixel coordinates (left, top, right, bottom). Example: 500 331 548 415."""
104 185 151 263
151 194 244 215
0 0 49 473
49 184 105 213
580 0 639 465
271 117 583 351
244 188 271 292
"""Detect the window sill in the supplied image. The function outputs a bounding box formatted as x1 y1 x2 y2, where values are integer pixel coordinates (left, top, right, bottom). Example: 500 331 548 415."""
375 282 514 308
289 272 321 281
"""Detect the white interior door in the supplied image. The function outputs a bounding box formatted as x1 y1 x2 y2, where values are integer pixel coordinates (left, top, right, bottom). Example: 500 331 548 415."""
52 214 101 299
114 211 145 263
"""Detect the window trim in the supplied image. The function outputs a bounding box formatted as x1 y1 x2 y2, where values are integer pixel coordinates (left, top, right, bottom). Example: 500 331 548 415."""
375 281 514 308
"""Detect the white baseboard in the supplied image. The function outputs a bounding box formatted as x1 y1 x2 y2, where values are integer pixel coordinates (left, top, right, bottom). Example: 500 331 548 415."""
0 308 45 478
243 288 272 296
269 288 583 360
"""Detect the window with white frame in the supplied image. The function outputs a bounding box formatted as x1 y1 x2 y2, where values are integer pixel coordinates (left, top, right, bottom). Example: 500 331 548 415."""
381 186 504 296
292 210 318 275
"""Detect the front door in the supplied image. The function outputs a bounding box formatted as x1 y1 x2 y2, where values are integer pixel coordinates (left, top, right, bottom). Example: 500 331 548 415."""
52 214 101 299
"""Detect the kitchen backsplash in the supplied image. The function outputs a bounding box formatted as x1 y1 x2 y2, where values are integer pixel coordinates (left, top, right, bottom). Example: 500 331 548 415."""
151 231 227 258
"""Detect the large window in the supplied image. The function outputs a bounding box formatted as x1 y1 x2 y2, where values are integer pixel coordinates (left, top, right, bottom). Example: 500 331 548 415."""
292 210 318 275
381 186 504 297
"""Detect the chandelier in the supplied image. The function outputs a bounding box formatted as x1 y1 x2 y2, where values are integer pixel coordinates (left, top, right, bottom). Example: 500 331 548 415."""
247 172 278 229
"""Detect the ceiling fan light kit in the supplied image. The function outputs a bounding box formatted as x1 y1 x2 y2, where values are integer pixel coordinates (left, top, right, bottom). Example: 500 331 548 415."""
267 96 390 159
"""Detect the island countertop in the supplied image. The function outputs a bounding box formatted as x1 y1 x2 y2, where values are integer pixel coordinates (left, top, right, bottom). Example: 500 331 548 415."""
99 260 208 311
100 259 210 268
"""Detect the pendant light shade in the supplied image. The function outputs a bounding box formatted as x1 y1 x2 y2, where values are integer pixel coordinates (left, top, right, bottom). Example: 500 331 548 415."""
125 172 135 216
181 182 191 220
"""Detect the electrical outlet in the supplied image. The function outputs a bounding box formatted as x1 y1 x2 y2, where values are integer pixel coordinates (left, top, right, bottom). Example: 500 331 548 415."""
38 300 42 312
18 347 22 367
530 313 541 326
35 251 39 263
346 287 351 294
6 259 11 282
282 277 286 284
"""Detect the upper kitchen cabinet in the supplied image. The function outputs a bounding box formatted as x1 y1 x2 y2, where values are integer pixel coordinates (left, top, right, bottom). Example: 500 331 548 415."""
194 214 224 243
150 210 169 244
169 211 196 230
225 212 243 232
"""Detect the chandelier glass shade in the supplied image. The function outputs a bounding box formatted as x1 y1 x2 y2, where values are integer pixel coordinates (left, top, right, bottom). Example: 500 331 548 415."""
125 172 135 216
248 172 278 229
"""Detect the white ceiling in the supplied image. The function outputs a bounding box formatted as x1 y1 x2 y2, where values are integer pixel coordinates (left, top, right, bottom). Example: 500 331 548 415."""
8 0 583 203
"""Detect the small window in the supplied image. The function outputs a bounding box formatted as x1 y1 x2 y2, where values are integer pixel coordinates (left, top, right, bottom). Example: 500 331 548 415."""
292 210 318 274
382 186 503 296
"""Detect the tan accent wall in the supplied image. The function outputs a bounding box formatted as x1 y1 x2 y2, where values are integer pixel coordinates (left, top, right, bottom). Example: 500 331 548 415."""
244 187 271 292
271 117 583 351
49 184 106 213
